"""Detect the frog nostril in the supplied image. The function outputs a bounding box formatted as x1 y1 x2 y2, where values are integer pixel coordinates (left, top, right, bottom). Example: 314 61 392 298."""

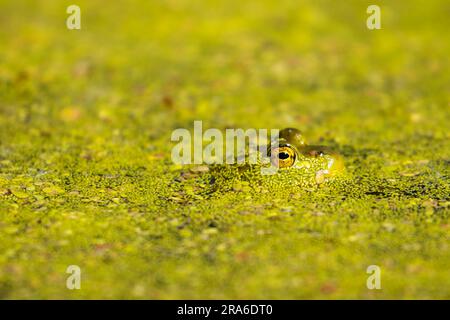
279 152 290 160
310 150 324 157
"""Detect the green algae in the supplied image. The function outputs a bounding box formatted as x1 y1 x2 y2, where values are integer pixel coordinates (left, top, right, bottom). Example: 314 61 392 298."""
0 0 449 299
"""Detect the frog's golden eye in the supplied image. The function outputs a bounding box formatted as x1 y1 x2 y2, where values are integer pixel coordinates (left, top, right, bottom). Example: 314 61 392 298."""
271 146 296 168
308 150 324 157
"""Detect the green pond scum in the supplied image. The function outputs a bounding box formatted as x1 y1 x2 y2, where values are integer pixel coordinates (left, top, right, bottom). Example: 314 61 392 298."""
0 0 449 299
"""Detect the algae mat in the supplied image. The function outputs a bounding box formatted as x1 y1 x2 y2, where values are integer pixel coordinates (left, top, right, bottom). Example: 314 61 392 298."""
0 0 449 298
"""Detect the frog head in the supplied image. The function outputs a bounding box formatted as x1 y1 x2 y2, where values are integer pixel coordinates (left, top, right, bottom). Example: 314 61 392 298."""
172 128 345 202
267 128 344 185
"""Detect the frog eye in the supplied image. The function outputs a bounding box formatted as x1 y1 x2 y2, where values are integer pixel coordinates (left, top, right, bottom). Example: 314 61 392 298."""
271 146 296 168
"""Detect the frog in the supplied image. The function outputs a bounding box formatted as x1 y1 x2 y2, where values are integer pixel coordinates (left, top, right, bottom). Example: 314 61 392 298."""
170 128 345 202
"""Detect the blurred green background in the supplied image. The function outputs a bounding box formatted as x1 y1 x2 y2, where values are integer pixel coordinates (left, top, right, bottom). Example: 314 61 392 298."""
0 0 449 298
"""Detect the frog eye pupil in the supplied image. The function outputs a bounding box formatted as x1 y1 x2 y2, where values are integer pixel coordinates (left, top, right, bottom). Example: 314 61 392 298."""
279 152 290 160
